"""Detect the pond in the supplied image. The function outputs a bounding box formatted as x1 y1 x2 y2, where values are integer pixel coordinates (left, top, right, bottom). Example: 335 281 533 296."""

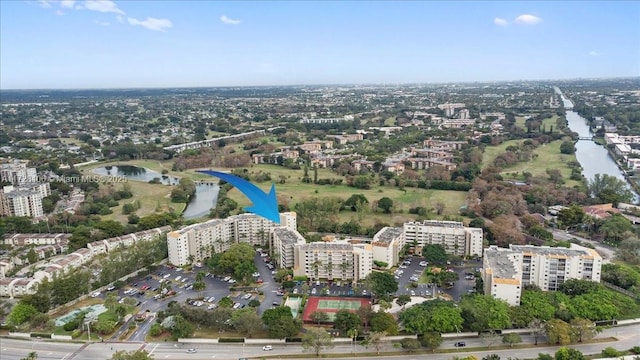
93 165 219 220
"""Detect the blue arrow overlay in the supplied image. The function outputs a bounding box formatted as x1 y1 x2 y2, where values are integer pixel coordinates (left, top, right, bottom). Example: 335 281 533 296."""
197 170 280 224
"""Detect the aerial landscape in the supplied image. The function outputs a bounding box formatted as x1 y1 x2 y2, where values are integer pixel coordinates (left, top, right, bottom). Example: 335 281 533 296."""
1 1 640 360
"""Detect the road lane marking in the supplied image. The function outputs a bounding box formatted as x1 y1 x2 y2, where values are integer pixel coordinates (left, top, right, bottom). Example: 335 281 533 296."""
149 344 159 354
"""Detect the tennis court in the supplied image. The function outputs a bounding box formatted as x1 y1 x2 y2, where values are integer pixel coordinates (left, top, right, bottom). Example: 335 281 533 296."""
302 296 371 323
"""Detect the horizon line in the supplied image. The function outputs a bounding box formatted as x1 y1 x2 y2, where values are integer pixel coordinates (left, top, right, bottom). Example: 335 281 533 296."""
1 76 639 92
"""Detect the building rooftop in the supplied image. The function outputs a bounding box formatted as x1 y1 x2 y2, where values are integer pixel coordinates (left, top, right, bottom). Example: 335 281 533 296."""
485 246 520 280
272 227 305 244
406 220 464 229
510 244 600 259
302 242 353 251
372 227 403 245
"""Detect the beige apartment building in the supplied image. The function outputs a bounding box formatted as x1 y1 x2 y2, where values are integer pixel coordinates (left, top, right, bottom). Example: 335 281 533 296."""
403 220 483 257
167 212 297 266
483 244 602 306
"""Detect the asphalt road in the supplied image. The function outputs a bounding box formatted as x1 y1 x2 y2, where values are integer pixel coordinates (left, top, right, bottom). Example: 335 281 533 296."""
1 323 639 360
551 230 616 263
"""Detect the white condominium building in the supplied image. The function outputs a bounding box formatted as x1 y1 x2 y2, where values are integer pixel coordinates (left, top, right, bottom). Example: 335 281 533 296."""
483 244 602 306
403 220 483 257
0 160 37 184
167 212 297 266
1 183 51 218
293 241 373 283
270 227 306 269
371 227 403 268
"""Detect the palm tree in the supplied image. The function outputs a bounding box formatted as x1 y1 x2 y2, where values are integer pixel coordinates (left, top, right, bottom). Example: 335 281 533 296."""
193 281 206 298
325 261 333 280
339 262 350 279
347 328 359 354
195 271 205 283
187 254 195 265
311 260 321 281
21 351 38 360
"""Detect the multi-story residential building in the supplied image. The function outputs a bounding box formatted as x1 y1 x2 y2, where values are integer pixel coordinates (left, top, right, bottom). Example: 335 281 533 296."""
371 227 403 269
0 159 37 184
403 220 483 257
1 183 51 218
2 233 71 246
167 212 297 266
483 244 602 306
292 241 373 283
270 227 306 269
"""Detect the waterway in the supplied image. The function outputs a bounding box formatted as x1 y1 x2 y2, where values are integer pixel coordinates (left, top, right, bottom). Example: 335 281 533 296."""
554 87 637 201
93 165 219 219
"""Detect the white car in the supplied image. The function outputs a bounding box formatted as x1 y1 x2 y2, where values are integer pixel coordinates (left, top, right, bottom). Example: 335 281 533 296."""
186 348 197 353
228 279 236 284
175 276 182 281
242 293 252 300
252 272 260 277
90 291 101 298
262 346 273 351
106 285 115 291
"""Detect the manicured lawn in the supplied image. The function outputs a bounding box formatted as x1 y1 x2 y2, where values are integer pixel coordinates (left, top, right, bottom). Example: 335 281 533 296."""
515 115 560 132
482 139 581 187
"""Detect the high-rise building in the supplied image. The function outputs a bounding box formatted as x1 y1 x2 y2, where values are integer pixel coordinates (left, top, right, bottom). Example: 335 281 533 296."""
166 212 297 266
403 220 483 257
483 244 602 306
292 241 373 283
0 160 37 184
1 183 51 218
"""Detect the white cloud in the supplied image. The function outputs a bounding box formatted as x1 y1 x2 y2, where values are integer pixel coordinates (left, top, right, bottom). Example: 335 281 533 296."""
55 9 65 15
60 0 75 8
38 0 52 8
128 17 173 32
514 14 542 25
94 20 110 26
220 15 241 25
589 51 602 56
494 17 508 26
84 0 125 15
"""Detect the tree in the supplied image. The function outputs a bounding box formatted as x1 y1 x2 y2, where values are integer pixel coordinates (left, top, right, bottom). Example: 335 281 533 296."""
400 300 463 334
364 331 386 355
400 338 421 352
419 331 443 352
482 355 501 360
369 311 398 335
310 311 330 325
302 327 334 356
481 330 501 348
169 314 194 340
334 310 362 335
110 350 154 360
26 248 38 264
248 299 260 308
422 244 448 265
345 194 369 211
262 306 293 326
545 319 572 345
364 271 398 300
396 294 411 308
599 214 634 244
587 173 633 204
21 352 38 360
570 318 599 343
560 141 575 155
192 281 205 298
218 297 234 308
268 317 302 339
554 347 586 360
232 309 262 338
502 333 522 347
529 319 546 345
377 197 394 214
460 295 511 332
7 303 38 326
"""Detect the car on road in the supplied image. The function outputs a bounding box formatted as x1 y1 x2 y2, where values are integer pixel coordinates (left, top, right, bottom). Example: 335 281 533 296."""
252 272 260 277
186 348 197 353
262 346 273 351
90 291 101 298
454 341 466 347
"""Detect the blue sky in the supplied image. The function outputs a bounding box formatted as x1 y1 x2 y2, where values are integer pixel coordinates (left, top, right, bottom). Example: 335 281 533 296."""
1 1 639 89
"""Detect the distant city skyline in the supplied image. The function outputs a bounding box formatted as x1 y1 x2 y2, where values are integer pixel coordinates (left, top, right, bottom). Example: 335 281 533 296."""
1 1 639 89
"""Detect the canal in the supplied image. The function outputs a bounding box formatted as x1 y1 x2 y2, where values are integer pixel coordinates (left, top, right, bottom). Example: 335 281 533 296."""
555 87 637 201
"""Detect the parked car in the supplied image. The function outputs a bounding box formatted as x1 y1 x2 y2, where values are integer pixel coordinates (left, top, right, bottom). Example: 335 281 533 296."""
106 285 115 291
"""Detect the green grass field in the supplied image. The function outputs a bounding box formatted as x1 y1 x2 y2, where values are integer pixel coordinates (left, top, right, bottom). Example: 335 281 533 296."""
482 139 581 187
515 115 560 132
